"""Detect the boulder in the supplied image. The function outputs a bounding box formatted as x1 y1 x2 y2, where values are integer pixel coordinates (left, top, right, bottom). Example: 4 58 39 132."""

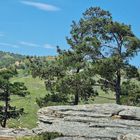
34 104 140 140
1 104 140 140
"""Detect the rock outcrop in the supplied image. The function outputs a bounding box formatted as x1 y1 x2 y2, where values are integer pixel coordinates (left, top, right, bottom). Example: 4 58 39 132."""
0 128 33 136
0 104 140 140
0 128 34 140
34 104 140 140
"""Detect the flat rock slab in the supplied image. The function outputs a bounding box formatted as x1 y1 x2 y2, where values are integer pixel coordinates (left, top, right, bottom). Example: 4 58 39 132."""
0 128 34 137
34 104 140 140
1 104 140 140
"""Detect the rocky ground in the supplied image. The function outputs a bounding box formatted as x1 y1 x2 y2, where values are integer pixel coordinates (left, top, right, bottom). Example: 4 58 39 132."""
0 128 33 140
35 104 140 140
1 104 140 140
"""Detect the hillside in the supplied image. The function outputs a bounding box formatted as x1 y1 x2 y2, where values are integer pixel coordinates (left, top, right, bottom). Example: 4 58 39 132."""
8 69 115 129
9 72 46 129
0 51 25 68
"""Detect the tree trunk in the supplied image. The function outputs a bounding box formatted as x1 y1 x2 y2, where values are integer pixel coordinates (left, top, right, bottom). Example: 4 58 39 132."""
74 93 79 105
115 70 121 104
73 68 80 105
115 37 122 105
1 90 9 128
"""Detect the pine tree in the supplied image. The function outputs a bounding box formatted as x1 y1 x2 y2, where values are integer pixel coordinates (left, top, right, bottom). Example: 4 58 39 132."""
29 52 97 105
0 69 29 127
56 47 98 105
29 7 140 105
67 7 140 104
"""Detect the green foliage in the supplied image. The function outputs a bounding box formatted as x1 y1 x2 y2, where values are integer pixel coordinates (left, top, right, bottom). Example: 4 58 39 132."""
0 69 29 127
8 73 46 129
121 81 140 106
9 70 115 128
28 7 140 106
27 7 140 106
66 6 140 104
27 56 55 78
36 93 68 107
0 51 25 68
29 49 98 105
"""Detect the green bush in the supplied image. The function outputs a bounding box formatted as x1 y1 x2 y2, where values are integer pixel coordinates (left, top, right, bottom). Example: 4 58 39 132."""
120 81 140 106
36 93 68 107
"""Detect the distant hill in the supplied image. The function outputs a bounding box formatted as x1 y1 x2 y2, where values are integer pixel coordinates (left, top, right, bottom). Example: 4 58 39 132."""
0 51 25 68
0 51 55 69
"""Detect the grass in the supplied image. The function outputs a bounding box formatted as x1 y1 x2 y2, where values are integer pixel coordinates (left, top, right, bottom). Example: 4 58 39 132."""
7 70 115 129
92 90 115 104
81 89 115 104
8 70 47 129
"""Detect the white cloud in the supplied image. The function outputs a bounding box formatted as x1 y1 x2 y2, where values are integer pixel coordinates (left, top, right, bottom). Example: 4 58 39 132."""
21 1 60 11
0 42 19 48
44 44 55 49
19 41 39 47
0 40 55 50
19 41 55 49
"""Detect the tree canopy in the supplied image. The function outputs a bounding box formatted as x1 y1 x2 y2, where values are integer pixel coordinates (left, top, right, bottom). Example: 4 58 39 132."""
29 7 140 106
66 7 140 104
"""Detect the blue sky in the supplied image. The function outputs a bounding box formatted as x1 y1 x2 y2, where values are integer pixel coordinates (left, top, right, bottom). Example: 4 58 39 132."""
0 0 140 66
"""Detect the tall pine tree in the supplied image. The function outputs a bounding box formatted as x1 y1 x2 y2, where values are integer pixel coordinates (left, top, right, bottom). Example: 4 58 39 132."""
29 7 140 105
67 7 140 104
0 69 29 127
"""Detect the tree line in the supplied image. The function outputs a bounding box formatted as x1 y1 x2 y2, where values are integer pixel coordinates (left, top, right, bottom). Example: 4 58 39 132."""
0 51 25 68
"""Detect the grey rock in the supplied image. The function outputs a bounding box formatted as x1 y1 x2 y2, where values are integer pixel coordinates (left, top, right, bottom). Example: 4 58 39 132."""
0 128 34 137
34 104 140 140
118 134 140 140
119 108 140 120
1 104 140 140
